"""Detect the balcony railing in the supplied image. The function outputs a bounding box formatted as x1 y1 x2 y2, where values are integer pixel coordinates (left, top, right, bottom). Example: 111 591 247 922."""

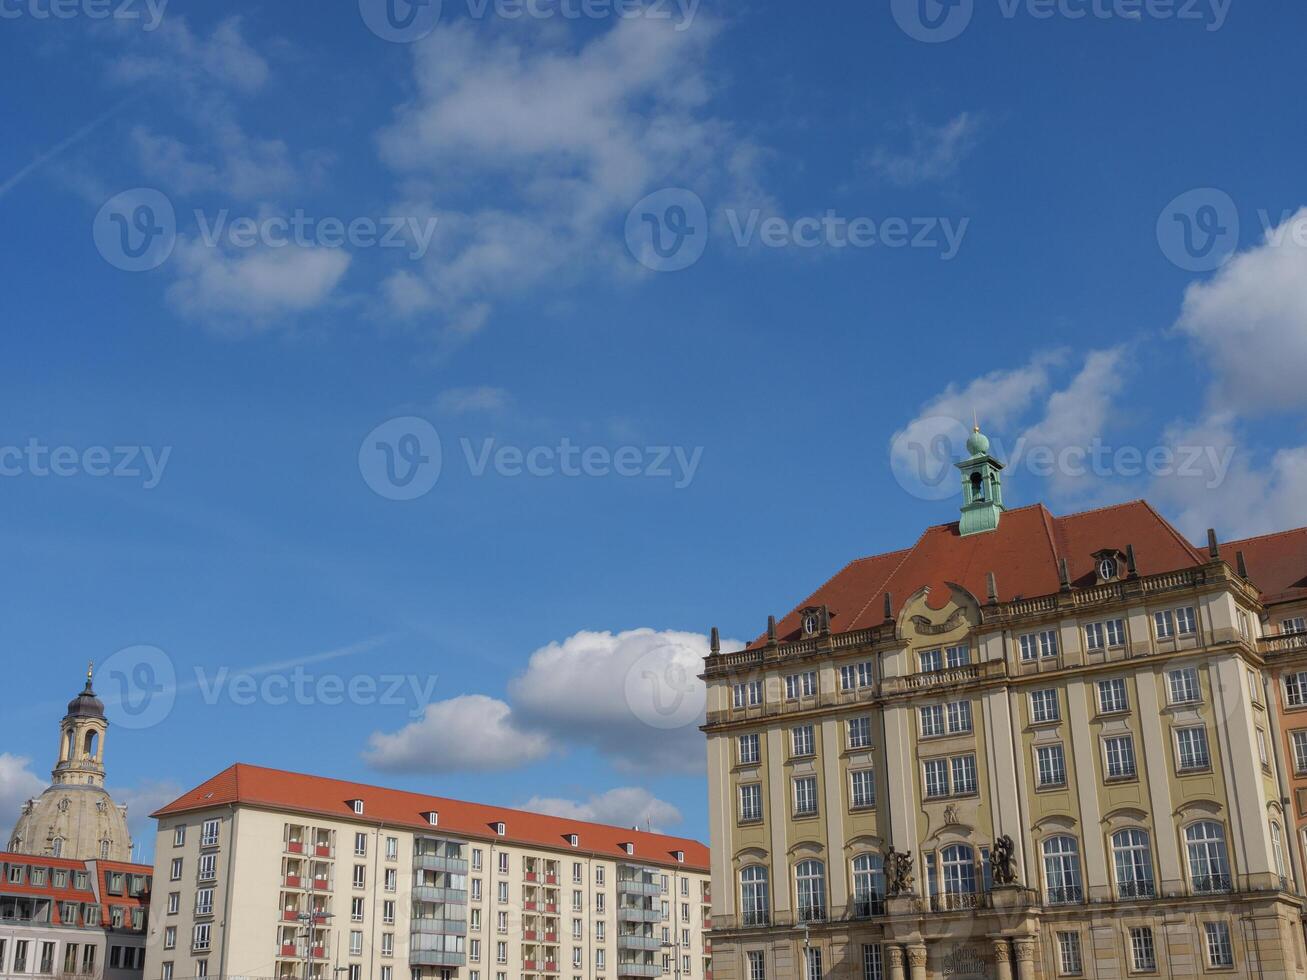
615 963 662 978
616 907 661 923
409 950 465 968
413 885 468 904
1191 874 1233 895
1262 633 1307 656
1045 886 1083 905
796 904 825 924
410 918 468 936
413 854 469 876
929 891 987 912
1116 880 1156 900
617 935 662 952
616 878 662 897
851 896 886 917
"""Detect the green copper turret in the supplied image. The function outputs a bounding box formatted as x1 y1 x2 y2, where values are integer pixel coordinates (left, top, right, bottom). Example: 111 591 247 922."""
956 424 1005 536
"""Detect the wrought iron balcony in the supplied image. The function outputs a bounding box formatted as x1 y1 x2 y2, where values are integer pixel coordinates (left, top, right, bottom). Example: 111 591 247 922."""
1116 880 1156 900
1191 874 1232 895
1044 886 1083 905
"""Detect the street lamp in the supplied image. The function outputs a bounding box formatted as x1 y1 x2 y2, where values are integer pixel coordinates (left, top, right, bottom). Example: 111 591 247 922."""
299 910 334 980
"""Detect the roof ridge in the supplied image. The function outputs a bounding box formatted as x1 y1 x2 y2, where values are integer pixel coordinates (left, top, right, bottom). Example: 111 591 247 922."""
1049 498 1148 521
188 764 707 848
1224 525 1307 547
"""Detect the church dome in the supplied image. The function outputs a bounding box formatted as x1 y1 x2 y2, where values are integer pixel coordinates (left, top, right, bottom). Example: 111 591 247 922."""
66 680 105 720
8 784 131 862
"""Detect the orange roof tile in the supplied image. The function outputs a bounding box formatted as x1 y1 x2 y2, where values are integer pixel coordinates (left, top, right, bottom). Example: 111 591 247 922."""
1225 526 1307 606
751 501 1209 645
153 764 708 872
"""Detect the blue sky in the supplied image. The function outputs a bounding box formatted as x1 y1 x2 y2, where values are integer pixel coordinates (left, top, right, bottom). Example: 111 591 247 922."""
3 0 1306 860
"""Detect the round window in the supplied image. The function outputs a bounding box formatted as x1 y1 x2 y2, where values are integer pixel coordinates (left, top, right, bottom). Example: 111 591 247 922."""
1099 556 1118 581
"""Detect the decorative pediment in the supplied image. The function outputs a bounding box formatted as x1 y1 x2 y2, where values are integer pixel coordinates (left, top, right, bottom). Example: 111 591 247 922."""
1101 806 1150 829
786 839 826 858
842 834 885 853
732 846 769 866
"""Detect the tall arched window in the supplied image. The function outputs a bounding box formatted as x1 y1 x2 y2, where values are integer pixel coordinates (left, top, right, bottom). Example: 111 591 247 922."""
851 854 885 917
1041 836 1083 904
739 866 770 926
100 840 110 859
84 731 99 759
1184 822 1231 893
1111 829 1155 898
941 844 976 898
795 860 826 923
1271 821 1289 885
51 838 64 858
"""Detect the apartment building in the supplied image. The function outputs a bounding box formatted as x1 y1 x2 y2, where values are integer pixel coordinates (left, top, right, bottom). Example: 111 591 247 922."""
701 426 1307 980
0 851 152 980
142 765 711 980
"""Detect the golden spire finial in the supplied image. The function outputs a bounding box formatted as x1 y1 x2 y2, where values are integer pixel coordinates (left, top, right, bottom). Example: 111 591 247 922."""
86 661 94 684
973 408 980 433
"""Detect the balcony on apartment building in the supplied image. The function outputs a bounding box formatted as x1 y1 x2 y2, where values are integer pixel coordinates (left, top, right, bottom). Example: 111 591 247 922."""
615 958 662 978
523 858 560 886
616 867 662 898
616 931 662 953
414 837 470 876
616 904 661 924
284 825 336 858
409 931 466 968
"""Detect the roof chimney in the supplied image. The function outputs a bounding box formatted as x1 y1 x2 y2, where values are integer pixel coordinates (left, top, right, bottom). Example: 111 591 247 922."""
1207 528 1219 558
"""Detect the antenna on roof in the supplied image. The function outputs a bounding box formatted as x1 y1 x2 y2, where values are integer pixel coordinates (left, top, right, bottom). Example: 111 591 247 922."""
1206 528 1219 558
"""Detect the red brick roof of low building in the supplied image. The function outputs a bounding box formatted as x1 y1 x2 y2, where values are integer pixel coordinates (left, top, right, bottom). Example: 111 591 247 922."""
0 852 152 924
751 500 1208 645
152 764 709 872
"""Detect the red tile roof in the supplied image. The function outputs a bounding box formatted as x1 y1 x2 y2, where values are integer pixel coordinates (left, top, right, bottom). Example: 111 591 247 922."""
1226 526 1307 606
0 852 152 924
153 764 709 872
751 501 1208 645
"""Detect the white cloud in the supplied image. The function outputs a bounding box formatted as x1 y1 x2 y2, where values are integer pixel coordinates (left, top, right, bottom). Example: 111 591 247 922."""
374 16 762 332
0 755 46 846
521 788 683 833
108 16 269 94
130 122 301 201
364 695 554 774
509 628 717 774
867 113 983 187
437 387 512 415
1175 207 1307 415
165 238 351 329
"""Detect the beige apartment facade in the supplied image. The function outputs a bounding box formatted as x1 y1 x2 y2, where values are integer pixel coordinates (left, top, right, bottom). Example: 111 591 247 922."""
701 430 1307 980
141 765 711 980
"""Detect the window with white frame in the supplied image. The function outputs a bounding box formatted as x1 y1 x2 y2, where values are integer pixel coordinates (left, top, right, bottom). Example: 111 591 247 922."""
1292 731 1307 773
850 769 875 809
946 700 973 734
919 648 942 673
1184 822 1231 893
848 717 872 749
795 861 825 922
793 776 818 816
1086 617 1126 650
1056 932 1083 976
1257 728 1270 767
862 943 883 980
1112 830 1155 898
732 681 763 708
791 725 815 757
1176 606 1197 634
1286 672 1307 707
201 819 220 847
1104 734 1137 779
740 866 769 927
923 759 949 798
804 947 823 980
1167 667 1200 704
738 733 760 765
198 854 217 882
1036 744 1067 787
1284 617 1307 635
1019 630 1059 661
1097 678 1129 714
841 661 874 690
1175 726 1211 771
951 754 978 795
1203 922 1233 968
1030 689 1060 723
1154 610 1176 639
919 704 945 738
739 784 762 823
945 645 970 668
1042 837 1082 904
1129 927 1156 971
747 950 766 980
785 672 817 700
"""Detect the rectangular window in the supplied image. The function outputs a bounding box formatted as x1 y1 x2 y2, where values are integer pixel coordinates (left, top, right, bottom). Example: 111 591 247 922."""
919 705 945 738
192 924 211 952
738 733 760 765
945 645 970 668
383 900 395 924
946 700 972 734
173 826 186 847
1020 629 1059 661
201 819 220 847
1175 726 1211 771
1036 744 1067 787
352 865 366 888
732 681 763 708
351 897 365 922
791 725 815 757
848 717 872 749
747 950 766 980
924 759 949 798
1105 618 1125 646
1085 622 1104 651
804 948 822 980
1168 667 1200 704
1097 678 1129 714
198 854 217 882
349 931 363 956
919 648 942 672
951 754 977 795
1258 728 1270 767
170 858 182 881
850 769 875 809
1287 672 1307 707
741 781 763 822
793 776 818 816
785 672 817 700
1154 610 1175 639
1103 735 1137 779
861 944 883 980
1292 731 1307 773
1284 617 1307 635
1056 933 1083 976
167 892 179 914
1204 922 1233 968
380 934 394 957
841 662 874 690
1129 927 1156 972
194 888 213 916
1030 689 1060 723
354 832 367 856
1176 606 1197 635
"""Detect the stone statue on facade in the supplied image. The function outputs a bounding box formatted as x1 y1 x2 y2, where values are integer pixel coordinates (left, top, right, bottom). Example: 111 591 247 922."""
991 834 1018 885
885 847 916 896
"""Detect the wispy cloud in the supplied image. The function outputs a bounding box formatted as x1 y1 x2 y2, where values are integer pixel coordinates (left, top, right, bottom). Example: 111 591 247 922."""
866 112 983 187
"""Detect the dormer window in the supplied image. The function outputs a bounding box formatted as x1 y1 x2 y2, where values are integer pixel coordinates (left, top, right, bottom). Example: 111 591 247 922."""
799 606 828 637
1091 549 1125 585
350 800 364 815
425 812 438 827
622 843 635 856
568 834 579 848
495 822 506 837
674 850 684 863
1098 556 1118 581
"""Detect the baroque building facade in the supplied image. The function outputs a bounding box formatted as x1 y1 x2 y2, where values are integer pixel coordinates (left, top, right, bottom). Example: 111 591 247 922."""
8 667 133 863
143 764 711 980
701 428 1307 980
